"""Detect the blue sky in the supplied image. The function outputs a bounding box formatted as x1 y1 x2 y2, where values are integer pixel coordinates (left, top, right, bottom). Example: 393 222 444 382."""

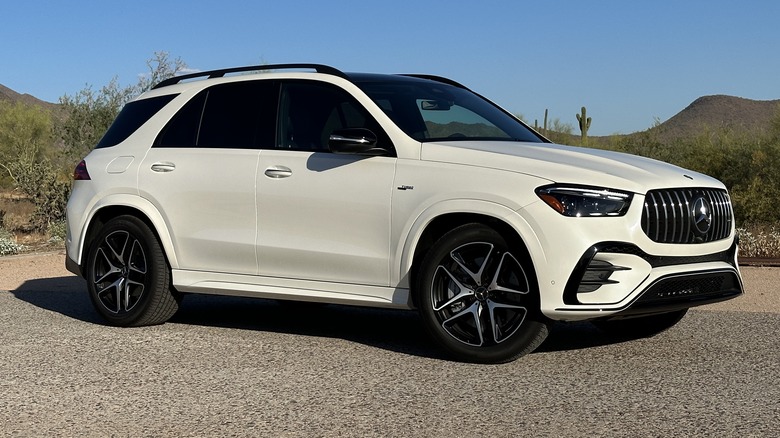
2 0 778 136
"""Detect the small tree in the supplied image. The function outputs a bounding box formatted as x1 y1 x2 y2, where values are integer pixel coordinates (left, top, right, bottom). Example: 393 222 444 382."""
57 78 134 164
0 100 67 231
136 51 189 93
0 100 53 186
57 51 188 165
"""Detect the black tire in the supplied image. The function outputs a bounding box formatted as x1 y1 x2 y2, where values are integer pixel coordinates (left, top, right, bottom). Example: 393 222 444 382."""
85 215 179 326
593 309 688 338
416 223 549 363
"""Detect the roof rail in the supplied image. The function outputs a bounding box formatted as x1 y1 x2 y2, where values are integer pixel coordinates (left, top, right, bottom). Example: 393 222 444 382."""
401 74 469 90
152 63 349 89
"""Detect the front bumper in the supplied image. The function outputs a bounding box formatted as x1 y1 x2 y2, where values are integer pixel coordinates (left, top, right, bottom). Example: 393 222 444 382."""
548 240 743 319
613 268 742 317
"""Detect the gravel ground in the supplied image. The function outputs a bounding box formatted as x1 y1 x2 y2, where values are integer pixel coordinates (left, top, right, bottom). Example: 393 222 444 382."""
0 252 778 437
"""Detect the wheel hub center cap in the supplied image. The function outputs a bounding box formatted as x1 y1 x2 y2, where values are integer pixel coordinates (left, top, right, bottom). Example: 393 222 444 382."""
474 286 490 301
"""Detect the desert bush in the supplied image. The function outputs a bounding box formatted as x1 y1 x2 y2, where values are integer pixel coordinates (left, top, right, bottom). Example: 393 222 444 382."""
0 100 54 187
8 159 70 231
0 227 25 256
47 220 67 244
737 224 780 258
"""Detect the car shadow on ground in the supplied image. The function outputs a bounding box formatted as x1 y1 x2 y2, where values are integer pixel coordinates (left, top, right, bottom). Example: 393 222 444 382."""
11 276 645 361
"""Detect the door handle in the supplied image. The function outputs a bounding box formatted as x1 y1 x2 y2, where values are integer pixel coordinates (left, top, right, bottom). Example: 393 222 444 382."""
151 162 176 173
264 166 293 179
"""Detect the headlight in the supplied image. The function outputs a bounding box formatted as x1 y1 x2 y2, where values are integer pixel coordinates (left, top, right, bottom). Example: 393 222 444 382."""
536 185 633 217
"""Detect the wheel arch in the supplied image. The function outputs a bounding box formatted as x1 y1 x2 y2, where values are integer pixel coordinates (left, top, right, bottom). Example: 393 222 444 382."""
400 204 543 308
76 195 179 273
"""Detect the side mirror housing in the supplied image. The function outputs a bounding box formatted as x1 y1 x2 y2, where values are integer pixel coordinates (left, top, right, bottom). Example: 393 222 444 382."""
328 129 385 155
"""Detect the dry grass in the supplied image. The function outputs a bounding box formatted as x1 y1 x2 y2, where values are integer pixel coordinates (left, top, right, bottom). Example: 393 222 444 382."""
0 189 59 254
1 191 36 231
737 224 780 258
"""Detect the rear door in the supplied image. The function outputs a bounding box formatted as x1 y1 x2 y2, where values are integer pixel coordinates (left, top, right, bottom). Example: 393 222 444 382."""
138 80 277 275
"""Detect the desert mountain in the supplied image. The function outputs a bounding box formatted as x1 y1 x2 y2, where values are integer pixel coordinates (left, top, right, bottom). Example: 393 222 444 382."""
652 95 779 141
0 84 58 110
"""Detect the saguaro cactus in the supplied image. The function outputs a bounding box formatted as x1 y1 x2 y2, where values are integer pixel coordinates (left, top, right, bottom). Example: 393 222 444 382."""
534 109 549 136
576 106 591 145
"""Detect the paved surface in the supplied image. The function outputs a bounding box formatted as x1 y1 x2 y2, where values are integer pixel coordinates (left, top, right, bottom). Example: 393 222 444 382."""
0 252 778 437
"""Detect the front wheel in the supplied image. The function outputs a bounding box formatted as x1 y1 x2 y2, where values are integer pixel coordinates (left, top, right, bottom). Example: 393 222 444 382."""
85 215 179 327
416 224 549 363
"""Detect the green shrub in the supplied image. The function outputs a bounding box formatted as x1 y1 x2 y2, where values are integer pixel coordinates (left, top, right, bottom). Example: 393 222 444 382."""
8 159 70 231
47 220 67 244
0 228 25 256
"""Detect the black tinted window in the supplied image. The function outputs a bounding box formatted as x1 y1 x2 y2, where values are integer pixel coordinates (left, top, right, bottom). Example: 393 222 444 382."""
155 81 277 149
96 94 177 148
155 93 205 147
277 81 393 153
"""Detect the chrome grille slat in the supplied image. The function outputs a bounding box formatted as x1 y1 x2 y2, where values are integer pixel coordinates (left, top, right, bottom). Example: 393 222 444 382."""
660 191 670 242
642 188 733 244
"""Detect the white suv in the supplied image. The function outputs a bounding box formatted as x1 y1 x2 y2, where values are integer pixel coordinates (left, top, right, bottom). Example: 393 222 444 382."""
65 64 743 363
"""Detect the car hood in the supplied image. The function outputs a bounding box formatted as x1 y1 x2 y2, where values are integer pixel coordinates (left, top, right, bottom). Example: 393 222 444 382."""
420 141 725 194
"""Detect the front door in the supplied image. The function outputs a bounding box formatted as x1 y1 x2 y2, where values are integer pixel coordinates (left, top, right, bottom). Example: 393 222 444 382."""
256 80 396 286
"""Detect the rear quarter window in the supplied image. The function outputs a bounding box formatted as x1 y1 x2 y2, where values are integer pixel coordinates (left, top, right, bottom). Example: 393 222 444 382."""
95 94 178 148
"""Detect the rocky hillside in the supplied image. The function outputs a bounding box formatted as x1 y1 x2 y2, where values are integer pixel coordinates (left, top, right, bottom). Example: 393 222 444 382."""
0 84 58 111
652 95 779 141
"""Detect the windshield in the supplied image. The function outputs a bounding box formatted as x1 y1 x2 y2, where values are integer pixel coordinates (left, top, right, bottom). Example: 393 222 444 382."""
353 75 543 143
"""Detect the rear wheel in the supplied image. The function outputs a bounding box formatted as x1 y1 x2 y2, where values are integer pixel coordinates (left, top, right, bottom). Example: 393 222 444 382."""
593 309 688 338
416 224 548 363
85 215 179 326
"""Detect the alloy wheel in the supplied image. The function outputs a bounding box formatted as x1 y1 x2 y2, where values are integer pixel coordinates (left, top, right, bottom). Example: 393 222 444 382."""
430 241 530 346
91 230 148 314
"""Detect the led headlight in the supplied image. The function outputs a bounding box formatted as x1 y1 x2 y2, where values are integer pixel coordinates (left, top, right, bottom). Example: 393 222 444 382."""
536 185 633 217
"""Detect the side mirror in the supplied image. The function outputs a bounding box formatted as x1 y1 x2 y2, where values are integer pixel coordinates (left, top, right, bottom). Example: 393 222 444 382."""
328 128 384 155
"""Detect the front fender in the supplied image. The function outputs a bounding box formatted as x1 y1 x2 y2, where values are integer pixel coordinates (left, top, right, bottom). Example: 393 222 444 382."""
393 199 547 290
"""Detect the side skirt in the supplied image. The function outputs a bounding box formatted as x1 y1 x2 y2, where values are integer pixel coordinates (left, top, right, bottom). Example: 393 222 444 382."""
172 269 412 309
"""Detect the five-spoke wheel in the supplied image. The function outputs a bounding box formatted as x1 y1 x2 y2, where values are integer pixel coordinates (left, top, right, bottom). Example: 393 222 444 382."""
417 224 548 363
86 215 179 326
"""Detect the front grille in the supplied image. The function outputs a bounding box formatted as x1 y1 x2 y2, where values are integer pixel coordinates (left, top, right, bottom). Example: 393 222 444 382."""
642 188 733 244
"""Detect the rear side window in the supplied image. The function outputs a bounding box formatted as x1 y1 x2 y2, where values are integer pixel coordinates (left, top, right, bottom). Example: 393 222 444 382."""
95 94 177 148
155 81 277 149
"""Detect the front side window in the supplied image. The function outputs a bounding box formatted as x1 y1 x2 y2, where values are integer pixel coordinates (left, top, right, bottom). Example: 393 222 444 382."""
277 81 393 153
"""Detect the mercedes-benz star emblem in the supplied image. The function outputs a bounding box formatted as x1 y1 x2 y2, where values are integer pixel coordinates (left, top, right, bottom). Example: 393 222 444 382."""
691 196 712 235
